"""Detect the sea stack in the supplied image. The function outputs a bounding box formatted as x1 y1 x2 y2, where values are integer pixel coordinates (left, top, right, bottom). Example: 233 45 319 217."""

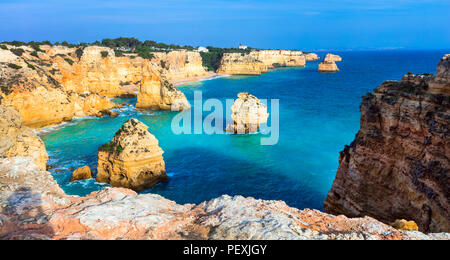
70 166 93 182
96 118 168 191
324 55 450 233
226 92 269 133
318 61 339 72
318 53 342 72
136 77 191 111
324 53 342 62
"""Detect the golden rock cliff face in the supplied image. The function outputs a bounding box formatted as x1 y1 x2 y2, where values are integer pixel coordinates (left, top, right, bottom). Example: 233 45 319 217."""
97 118 168 191
217 50 306 75
318 61 339 72
216 53 268 75
324 55 450 233
225 92 269 133
151 50 208 83
251 50 306 68
0 46 119 128
0 45 190 127
324 53 342 62
0 105 48 170
305 53 320 61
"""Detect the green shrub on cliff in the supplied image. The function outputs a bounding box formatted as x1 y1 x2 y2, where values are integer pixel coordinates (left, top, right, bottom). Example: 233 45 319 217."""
101 51 109 58
75 48 84 59
10 48 24 56
7 63 22 70
200 46 253 72
64 58 74 65
114 49 125 57
0 45 7 50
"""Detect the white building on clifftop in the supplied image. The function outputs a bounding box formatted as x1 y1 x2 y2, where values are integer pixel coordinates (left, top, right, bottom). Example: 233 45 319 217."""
197 46 209 52
238 44 248 50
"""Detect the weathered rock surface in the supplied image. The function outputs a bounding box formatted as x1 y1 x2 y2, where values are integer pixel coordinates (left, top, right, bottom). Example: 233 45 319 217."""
217 50 306 75
324 53 342 62
0 105 48 170
1 157 448 240
225 92 269 133
151 50 208 84
318 61 339 72
216 53 268 75
391 219 419 231
324 55 450 233
70 166 93 182
136 76 190 111
0 44 190 127
304 53 320 61
96 118 168 191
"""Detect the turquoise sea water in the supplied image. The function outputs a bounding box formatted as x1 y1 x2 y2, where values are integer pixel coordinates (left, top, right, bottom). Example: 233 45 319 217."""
39 50 449 210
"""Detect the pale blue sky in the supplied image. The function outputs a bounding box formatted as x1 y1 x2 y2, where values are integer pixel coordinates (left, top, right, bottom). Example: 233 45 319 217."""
1 0 449 50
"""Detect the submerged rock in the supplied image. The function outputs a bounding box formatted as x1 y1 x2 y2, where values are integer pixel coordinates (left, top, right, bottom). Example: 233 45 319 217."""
324 55 450 233
96 118 168 191
70 166 93 182
225 92 269 134
0 105 48 170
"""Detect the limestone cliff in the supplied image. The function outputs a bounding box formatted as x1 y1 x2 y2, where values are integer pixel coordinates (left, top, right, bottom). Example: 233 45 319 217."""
136 76 190 111
217 50 306 75
324 55 450 233
226 92 269 133
0 106 48 170
97 118 168 191
1 156 448 240
151 50 209 84
0 45 190 127
324 53 342 62
216 53 268 75
305 53 320 61
318 61 339 72
0 46 119 127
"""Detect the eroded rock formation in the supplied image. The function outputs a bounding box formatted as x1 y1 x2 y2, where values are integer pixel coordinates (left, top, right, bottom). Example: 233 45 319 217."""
217 50 306 75
1 157 448 240
0 105 48 170
96 118 168 191
70 166 93 182
318 61 339 72
151 50 209 84
217 53 268 75
324 53 342 63
0 44 190 128
226 92 269 133
324 55 450 233
304 53 320 61
136 76 190 111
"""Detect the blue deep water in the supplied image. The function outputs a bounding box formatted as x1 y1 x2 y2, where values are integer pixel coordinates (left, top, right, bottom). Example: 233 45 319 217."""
38 50 449 210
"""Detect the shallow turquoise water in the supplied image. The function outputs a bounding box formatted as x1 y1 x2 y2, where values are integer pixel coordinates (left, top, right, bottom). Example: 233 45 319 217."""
39 50 448 210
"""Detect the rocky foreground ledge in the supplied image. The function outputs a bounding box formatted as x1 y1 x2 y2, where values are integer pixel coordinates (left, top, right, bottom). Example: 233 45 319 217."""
0 157 448 240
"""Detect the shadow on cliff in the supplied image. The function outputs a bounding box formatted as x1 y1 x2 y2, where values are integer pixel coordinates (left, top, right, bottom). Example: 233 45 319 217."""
146 146 326 211
1 187 54 240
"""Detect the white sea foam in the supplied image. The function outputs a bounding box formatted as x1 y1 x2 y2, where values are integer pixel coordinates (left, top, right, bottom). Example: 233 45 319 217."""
34 121 76 134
